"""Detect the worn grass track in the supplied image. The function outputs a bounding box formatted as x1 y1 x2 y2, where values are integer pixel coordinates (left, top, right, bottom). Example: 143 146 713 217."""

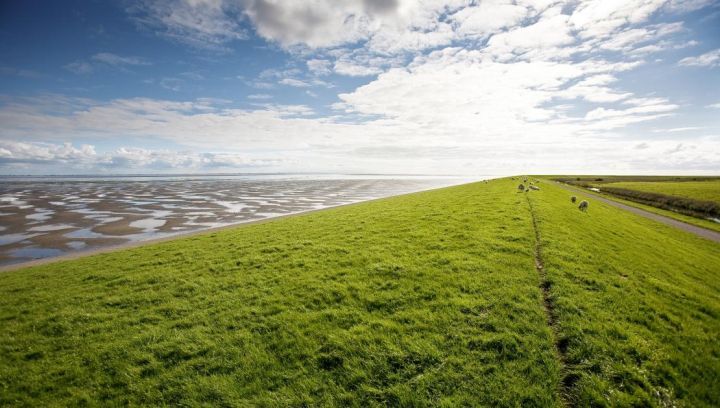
525 192 569 406
527 181 720 406
0 178 718 406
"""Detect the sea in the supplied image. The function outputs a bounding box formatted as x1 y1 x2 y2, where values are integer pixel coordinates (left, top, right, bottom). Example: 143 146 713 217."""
0 173 484 267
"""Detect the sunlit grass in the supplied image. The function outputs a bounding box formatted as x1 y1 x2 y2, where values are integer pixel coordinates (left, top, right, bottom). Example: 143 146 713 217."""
0 178 718 406
602 180 720 203
530 182 720 406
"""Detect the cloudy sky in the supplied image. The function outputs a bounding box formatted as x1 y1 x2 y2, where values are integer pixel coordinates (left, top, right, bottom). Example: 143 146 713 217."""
1 0 719 175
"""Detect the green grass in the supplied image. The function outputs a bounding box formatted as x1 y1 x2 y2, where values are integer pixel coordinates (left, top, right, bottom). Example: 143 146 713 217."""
551 176 720 232
584 190 720 233
600 180 720 203
532 181 720 405
1 178 718 406
0 180 562 406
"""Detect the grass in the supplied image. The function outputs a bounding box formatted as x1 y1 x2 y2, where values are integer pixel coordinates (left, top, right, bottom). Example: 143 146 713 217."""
580 190 720 233
530 181 720 406
551 176 720 232
1 177 718 406
0 180 562 406
600 181 720 203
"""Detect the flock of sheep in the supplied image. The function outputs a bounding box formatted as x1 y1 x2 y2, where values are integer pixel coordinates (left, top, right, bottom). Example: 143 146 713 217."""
512 177 589 212
514 177 541 192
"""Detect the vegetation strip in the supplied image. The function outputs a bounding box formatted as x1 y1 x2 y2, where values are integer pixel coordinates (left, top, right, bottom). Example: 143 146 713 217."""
556 183 720 243
525 192 570 406
531 181 720 406
551 176 720 232
598 186 719 220
2 178 718 405
0 179 563 406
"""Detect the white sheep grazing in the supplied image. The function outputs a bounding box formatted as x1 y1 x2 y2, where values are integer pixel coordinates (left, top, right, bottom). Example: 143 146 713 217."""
578 200 589 212
529 185 540 190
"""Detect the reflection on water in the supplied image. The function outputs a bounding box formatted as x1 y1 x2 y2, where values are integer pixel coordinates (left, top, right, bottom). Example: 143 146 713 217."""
0 174 482 266
10 247 64 260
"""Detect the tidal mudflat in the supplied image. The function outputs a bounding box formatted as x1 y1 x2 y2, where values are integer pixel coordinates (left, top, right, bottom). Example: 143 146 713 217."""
0 175 465 266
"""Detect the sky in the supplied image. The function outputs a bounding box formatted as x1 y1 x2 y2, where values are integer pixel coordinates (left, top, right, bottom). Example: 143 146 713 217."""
0 0 719 175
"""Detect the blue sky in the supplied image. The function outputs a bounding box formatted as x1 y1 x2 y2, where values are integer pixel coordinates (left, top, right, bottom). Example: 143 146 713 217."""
1 0 719 175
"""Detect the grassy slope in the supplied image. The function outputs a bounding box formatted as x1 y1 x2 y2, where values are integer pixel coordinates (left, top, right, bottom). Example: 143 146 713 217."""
599 181 720 203
531 183 720 406
0 180 562 407
0 178 718 406
588 191 720 233
554 182 720 233
554 179 720 233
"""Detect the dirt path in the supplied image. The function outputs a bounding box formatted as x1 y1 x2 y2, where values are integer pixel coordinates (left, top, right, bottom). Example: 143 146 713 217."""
556 183 720 244
525 193 571 406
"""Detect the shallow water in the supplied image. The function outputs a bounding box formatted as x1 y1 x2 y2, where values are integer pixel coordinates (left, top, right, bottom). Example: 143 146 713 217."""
0 174 478 266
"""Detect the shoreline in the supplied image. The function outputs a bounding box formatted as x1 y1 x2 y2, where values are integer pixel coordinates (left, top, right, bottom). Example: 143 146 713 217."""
0 179 484 273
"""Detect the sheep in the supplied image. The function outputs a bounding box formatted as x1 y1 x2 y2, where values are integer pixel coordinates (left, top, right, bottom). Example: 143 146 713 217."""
578 200 589 212
518 183 525 191
571 196 577 203
529 185 540 191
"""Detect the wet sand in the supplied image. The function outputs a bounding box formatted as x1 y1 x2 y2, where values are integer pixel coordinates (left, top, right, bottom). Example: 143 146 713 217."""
0 177 469 268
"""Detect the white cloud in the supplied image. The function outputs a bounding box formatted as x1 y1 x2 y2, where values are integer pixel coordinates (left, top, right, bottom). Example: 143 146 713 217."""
569 0 671 39
707 102 720 109
307 59 331 75
129 0 246 51
248 93 272 100
64 53 150 74
279 78 311 87
486 10 575 59
335 48 654 133
450 1 528 39
242 0 370 48
7 0 720 174
91 53 150 66
242 0 465 52
596 22 684 52
652 126 703 132
333 60 383 77
0 93 716 173
558 75 632 103
678 49 720 67
0 140 282 171
663 0 716 12
0 141 96 163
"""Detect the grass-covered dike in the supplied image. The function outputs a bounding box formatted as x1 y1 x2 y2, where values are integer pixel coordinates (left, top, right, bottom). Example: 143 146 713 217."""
1 178 718 406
